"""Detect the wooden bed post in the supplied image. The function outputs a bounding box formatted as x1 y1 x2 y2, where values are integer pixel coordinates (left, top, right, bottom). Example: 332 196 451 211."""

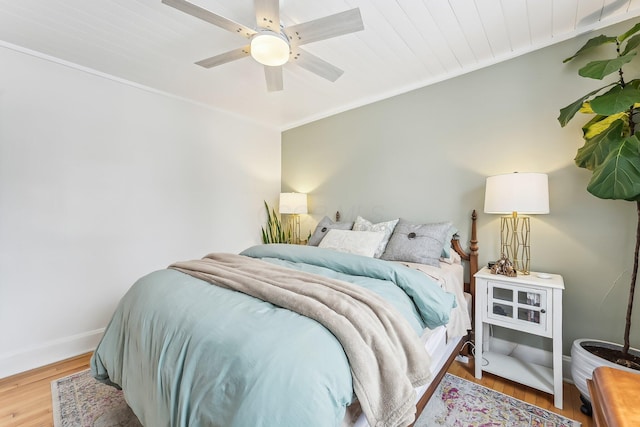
469 209 479 300
467 210 479 358
451 209 479 295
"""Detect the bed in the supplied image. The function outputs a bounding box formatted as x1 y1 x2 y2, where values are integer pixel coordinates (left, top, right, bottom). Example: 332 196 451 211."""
91 210 478 427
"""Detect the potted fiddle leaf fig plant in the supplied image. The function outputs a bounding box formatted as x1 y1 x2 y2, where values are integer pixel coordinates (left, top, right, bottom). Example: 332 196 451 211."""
558 22 640 413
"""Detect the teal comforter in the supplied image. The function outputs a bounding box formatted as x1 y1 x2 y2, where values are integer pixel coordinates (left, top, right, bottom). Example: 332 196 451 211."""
91 244 456 427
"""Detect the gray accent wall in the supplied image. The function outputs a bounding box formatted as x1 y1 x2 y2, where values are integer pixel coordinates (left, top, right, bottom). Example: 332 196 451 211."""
282 19 640 355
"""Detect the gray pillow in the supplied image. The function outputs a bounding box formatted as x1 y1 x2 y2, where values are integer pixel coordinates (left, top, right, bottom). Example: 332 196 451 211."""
381 219 453 267
307 216 354 246
442 225 458 259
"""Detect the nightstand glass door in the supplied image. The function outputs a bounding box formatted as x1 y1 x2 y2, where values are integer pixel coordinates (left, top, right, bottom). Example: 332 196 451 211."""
486 281 550 336
491 287 513 319
517 291 542 324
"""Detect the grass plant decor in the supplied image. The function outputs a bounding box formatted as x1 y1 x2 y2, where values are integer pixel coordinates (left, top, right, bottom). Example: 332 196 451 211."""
260 200 291 244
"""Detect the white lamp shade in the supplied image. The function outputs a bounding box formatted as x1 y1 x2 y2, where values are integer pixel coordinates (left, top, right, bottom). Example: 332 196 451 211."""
484 172 549 214
250 31 290 66
279 192 308 214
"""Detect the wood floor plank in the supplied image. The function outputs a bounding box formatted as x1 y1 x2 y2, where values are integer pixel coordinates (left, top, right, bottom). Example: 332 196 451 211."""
523 386 538 405
535 389 553 410
501 381 515 398
492 376 507 394
569 379 593 426
512 385 526 401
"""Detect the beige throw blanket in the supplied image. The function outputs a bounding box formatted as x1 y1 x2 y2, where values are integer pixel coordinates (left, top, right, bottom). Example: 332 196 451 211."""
170 253 432 427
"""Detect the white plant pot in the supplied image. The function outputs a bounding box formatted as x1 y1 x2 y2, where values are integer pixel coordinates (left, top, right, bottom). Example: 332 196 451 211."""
571 338 640 400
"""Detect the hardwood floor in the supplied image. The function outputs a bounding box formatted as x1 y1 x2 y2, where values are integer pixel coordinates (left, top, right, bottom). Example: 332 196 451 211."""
0 353 593 427
0 353 90 427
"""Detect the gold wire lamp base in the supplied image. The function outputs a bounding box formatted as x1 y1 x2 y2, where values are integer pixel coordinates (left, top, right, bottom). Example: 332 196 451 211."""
500 213 531 274
279 192 307 245
287 214 301 245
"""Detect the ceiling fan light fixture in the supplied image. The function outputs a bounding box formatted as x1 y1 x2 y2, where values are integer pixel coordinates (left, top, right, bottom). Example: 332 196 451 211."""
250 31 290 66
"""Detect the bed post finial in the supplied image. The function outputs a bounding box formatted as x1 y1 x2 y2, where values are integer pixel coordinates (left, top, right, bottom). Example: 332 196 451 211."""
470 209 478 255
469 209 479 292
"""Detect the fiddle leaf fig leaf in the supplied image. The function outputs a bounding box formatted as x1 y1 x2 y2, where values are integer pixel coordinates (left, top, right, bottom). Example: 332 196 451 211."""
563 34 617 63
580 102 594 114
558 84 613 126
622 34 640 56
582 112 628 139
587 134 640 200
627 79 640 89
590 85 640 115
579 51 637 80
576 119 625 170
619 22 640 42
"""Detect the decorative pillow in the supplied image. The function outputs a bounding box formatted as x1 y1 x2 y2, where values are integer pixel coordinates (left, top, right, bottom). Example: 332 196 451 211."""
318 229 386 257
381 219 453 267
442 225 458 259
307 216 354 246
352 216 399 258
440 250 462 265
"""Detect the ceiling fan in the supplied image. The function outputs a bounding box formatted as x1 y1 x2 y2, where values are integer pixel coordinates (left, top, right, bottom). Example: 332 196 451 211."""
162 0 364 92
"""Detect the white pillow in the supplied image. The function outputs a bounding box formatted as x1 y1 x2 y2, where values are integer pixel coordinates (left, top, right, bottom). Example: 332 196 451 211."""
440 250 462 265
318 229 386 257
352 216 399 258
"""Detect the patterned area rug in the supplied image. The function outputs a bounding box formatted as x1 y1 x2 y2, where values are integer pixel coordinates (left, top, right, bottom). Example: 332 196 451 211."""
53 370 580 427
417 373 581 427
51 370 141 427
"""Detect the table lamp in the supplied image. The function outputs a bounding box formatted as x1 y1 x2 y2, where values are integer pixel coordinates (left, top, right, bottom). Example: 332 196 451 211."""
279 192 308 244
484 172 549 274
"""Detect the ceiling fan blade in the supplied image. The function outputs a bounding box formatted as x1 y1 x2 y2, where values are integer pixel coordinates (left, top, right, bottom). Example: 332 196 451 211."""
283 8 363 47
162 0 256 38
254 0 280 31
195 46 250 68
292 48 343 82
264 66 283 92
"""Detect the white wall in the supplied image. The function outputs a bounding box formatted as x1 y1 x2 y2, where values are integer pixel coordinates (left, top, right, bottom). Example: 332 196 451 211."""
282 19 640 356
0 45 281 378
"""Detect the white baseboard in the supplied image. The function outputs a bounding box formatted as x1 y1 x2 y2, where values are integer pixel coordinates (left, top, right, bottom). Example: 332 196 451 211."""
563 355 573 384
486 336 574 382
0 328 104 379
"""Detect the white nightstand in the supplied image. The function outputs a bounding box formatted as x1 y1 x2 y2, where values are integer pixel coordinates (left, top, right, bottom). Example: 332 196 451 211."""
474 267 565 409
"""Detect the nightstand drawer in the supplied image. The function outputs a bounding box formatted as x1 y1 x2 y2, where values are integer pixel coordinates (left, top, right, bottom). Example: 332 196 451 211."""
484 280 552 337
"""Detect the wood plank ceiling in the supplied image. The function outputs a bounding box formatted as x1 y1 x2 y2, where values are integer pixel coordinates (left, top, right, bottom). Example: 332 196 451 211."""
1 0 639 129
